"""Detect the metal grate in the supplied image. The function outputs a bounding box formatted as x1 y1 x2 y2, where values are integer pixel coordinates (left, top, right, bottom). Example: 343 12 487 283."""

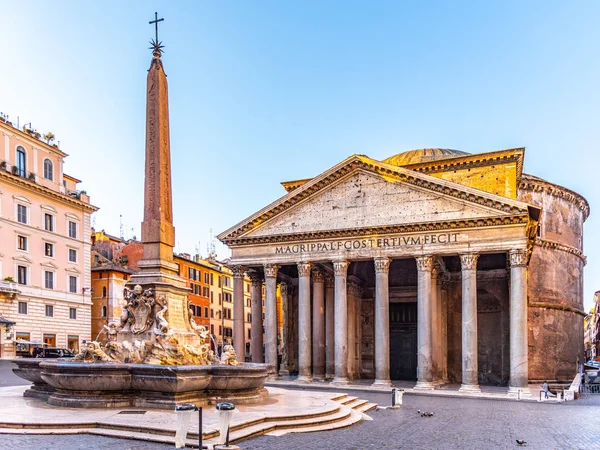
118 410 147 415
580 384 600 394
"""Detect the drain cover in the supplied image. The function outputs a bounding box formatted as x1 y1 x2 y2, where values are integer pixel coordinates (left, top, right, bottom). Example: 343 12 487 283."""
118 410 147 415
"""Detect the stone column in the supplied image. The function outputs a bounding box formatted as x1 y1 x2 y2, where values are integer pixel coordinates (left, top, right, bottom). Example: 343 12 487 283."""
415 256 435 390
312 268 326 380
373 257 392 387
332 260 349 384
459 253 480 393
232 265 247 361
441 276 449 383
249 273 263 363
264 264 280 375
430 264 441 384
325 275 335 379
279 283 290 376
297 262 312 382
347 282 357 379
508 249 531 397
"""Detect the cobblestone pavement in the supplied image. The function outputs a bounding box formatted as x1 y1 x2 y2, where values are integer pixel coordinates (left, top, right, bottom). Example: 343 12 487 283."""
1 392 599 449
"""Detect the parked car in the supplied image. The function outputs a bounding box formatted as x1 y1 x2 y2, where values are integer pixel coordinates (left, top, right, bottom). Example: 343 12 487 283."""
585 360 600 368
32 347 75 358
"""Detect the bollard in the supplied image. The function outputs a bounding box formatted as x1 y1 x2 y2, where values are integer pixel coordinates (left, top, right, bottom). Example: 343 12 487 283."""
215 402 237 449
391 388 403 408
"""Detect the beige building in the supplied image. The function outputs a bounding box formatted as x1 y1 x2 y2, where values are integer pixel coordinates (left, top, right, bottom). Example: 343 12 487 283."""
0 119 97 358
219 148 588 391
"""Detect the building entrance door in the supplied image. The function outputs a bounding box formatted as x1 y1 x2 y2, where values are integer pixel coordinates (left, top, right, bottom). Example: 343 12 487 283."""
389 302 417 380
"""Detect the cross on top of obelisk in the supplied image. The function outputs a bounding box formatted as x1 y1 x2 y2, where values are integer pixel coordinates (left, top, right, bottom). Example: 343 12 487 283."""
149 12 165 58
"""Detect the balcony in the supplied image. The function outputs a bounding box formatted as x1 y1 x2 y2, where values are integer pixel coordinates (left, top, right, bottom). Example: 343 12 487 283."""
0 280 20 300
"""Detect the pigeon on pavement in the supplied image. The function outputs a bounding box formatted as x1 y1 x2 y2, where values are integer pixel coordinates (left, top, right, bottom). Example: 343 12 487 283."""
516 439 527 446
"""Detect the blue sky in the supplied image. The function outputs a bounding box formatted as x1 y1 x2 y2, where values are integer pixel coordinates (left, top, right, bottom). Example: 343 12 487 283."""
1 1 598 310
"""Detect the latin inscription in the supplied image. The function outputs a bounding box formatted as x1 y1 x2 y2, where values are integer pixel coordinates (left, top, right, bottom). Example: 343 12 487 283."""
275 233 460 254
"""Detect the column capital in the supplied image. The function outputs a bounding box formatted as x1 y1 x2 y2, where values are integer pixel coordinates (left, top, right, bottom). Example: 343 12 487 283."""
230 265 247 278
459 253 479 271
415 255 434 272
311 267 325 283
374 257 391 274
348 281 363 298
297 261 312 277
431 263 441 279
332 260 349 276
325 275 335 288
248 271 263 286
263 263 280 279
509 249 528 267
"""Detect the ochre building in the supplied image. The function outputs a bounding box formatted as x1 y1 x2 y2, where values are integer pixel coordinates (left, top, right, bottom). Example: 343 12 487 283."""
219 148 588 392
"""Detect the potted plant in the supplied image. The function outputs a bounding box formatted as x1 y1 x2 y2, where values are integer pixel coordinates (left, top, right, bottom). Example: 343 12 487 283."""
11 166 19 175
0 161 6 171
28 172 36 182
3 276 14 282
43 132 56 145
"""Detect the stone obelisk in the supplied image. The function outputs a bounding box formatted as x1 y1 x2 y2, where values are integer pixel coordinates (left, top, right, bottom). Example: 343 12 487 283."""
127 27 199 346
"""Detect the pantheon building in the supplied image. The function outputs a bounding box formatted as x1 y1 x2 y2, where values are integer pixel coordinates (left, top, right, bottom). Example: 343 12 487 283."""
219 147 588 393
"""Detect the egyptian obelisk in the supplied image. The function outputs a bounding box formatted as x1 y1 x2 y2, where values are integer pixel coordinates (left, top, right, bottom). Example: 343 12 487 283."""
127 15 199 346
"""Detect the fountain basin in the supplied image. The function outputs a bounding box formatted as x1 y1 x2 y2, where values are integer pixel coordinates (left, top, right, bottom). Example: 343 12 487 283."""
11 359 55 400
12 359 269 409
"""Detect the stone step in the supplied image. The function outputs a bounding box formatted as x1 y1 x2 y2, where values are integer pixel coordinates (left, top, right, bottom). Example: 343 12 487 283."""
265 408 365 437
355 402 378 414
343 398 369 410
340 395 359 405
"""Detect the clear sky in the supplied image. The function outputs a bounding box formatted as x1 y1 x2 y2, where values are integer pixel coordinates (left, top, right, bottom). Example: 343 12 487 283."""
1 1 598 310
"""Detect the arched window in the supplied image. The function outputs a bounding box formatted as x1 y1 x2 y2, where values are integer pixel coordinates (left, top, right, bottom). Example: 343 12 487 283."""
101 306 107 317
102 286 107 297
16 146 26 177
43 159 53 181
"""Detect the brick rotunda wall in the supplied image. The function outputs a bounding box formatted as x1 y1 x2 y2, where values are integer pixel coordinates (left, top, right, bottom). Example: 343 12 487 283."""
518 175 589 382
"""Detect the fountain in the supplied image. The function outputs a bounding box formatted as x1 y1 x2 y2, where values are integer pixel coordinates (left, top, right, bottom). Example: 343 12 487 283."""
12 21 269 409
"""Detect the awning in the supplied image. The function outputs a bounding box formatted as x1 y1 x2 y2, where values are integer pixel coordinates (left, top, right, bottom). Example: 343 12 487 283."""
0 317 16 326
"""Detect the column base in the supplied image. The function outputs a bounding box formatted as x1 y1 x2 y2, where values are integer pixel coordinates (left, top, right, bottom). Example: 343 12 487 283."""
325 373 335 380
278 369 290 377
458 384 481 394
507 386 532 398
372 379 393 388
414 381 436 390
330 376 350 385
296 375 313 383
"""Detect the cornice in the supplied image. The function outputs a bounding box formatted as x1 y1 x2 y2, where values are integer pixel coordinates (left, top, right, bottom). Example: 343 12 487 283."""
519 174 589 220
219 155 530 243
529 300 586 317
533 237 586 264
0 122 68 157
225 214 529 246
405 148 525 178
0 170 98 213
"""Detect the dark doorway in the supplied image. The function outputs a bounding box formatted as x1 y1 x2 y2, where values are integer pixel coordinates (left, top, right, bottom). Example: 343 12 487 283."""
390 302 417 380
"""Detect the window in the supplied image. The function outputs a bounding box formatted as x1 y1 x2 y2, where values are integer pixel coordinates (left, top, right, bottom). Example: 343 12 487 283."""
217 310 222 320
210 309 214 318
210 291 214 303
224 277 231 287
68 249 77 263
247 313 252 322
218 276 222 288
69 276 77 293
44 213 54 231
16 146 26 177
203 286 209 298
68 335 79 353
45 305 54 317
102 305 107 317
44 271 54 289
17 235 27 251
43 159 53 180
17 265 27 285
18 302 27 315
219 293 222 305
204 307 208 318
246 283 250 293
248 328 252 339
68 221 77 238
102 286 107 297
44 242 54 257
219 325 222 335
210 324 214 335
69 307 77 319
17 204 27 224
204 273 209 284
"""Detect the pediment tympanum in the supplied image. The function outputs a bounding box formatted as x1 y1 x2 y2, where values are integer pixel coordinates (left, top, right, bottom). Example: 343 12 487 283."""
219 155 533 245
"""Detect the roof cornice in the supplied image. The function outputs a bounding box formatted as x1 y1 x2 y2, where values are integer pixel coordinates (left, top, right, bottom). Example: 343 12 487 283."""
219 154 532 243
519 174 589 220
0 170 98 213
0 122 69 157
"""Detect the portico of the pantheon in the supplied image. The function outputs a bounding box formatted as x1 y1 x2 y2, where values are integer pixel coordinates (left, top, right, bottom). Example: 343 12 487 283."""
218 148 588 393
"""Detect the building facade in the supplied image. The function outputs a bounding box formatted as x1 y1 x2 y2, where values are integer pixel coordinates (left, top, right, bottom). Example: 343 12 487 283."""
219 147 588 389
0 119 97 358
584 291 599 362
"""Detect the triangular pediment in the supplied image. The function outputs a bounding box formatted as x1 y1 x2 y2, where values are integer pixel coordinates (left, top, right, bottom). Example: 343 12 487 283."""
219 155 532 243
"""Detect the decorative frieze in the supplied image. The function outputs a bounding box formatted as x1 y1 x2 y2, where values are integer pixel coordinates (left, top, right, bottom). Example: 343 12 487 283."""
263 263 280 279
374 257 391 274
534 237 586 264
460 253 479 271
297 262 312 278
415 255 433 272
509 249 527 267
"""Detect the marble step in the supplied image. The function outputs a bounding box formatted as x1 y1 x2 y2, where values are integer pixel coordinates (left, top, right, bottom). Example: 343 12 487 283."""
340 395 359 405
265 408 365 437
342 398 369 410
355 402 378 414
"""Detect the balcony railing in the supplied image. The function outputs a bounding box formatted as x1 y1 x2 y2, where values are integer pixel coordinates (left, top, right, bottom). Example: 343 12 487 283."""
0 280 20 300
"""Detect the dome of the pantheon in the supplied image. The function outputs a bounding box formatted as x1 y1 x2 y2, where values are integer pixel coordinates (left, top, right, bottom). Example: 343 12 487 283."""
382 148 470 166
